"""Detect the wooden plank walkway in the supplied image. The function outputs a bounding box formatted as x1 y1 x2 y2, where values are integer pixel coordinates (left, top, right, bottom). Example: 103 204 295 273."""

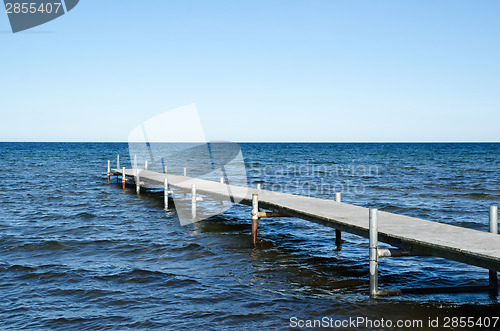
112 168 500 271
109 166 500 296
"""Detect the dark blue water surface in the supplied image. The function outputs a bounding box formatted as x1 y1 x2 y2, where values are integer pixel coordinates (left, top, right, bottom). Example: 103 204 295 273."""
1 142 500 330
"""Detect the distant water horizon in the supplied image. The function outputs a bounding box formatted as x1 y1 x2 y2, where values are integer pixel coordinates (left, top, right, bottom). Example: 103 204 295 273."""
1 141 499 143
1 142 499 329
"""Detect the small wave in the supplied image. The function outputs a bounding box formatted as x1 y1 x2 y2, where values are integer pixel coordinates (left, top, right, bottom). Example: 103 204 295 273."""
47 196 63 201
46 287 123 299
17 270 72 281
76 212 97 219
18 240 66 251
94 268 191 285
1 264 37 272
43 314 133 329
373 186 394 191
464 192 498 200
170 242 202 250
170 243 214 256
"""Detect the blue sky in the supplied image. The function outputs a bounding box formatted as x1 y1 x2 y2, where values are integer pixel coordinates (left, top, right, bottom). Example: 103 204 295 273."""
1 0 499 142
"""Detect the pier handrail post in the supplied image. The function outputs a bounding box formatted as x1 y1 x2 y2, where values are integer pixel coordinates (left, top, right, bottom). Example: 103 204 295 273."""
107 160 111 183
335 192 342 247
117 154 120 169
184 168 187 176
164 178 169 209
122 167 126 189
164 165 167 174
490 206 498 294
369 208 379 298
136 169 141 194
191 184 197 219
220 177 224 184
251 194 259 246
134 154 137 170
145 160 148 170
257 183 261 190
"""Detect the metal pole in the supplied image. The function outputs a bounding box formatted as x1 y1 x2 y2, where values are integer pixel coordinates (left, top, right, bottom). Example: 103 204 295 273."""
335 192 342 247
184 168 187 176
251 194 259 246
490 206 498 293
107 160 111 183
136 169 141 194
369 208 379 298
220 177 224 184
164 165 167 174
257 183 261 190
164 178 169 209
134 154 137 170
191 184 197 219
122 167 126 189
117 154 120 169
490 206 498 234
145 160 148 170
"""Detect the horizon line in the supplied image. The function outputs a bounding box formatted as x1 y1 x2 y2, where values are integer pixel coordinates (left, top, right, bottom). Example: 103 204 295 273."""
1 141 499 144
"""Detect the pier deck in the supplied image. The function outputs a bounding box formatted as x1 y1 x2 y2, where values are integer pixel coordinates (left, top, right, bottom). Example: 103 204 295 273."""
109 166 500 296
113 168 500 271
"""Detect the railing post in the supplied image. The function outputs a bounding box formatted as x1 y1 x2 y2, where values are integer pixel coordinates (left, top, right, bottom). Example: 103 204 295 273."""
164 165 167 174
369 208 379 298
251 194 259 246
191 184 197 219
122 167 126 189
145 160 148 170
490 206 498 294
257 183 261 190
136 169 141 194
117 154 120 169
220 177 224 184
107 160 111 183
335 192 342 247
164 178 169 209
134 154 137 170
184 167 187 176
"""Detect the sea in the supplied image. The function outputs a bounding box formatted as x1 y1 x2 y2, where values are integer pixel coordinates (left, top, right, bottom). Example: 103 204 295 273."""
1 142 499 330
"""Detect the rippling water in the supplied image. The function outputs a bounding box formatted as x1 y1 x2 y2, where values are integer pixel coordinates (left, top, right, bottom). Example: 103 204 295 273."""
1 142 500 329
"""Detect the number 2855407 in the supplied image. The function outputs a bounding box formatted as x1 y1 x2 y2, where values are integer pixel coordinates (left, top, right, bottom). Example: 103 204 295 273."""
5 2 63 14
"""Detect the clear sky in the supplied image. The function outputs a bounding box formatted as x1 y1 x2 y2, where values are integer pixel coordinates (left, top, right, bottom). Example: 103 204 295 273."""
1 0 499 142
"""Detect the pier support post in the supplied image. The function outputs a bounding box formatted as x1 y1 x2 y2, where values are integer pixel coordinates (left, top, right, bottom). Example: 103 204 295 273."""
251 194 259 246
218 177 224 209
490 206 498 294
145 160 148 170
184 168 187 176
136 169 141 194
335 192 342 247
164 179 169 209
369 208 379 298
117 154 120 169
191 184 197 219
122 167 126 189
107 160 111 183
257 183 261 190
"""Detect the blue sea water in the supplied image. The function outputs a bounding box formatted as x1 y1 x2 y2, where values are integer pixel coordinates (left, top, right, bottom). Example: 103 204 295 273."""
0 142 499 329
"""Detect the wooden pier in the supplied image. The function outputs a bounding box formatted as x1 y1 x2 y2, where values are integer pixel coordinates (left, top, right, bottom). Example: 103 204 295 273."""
107 158 500 298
